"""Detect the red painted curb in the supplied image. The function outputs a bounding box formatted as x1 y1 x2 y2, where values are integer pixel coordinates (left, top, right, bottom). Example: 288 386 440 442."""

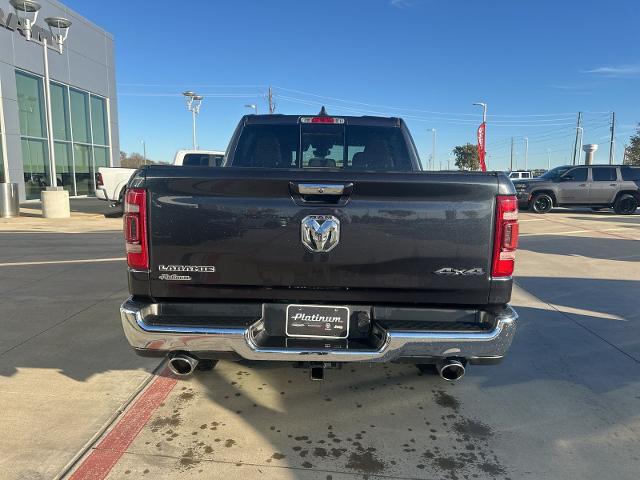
68 369 178 480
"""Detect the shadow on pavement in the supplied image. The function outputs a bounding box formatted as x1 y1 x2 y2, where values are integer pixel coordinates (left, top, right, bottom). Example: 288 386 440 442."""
20 197 114 215
520 234 640 262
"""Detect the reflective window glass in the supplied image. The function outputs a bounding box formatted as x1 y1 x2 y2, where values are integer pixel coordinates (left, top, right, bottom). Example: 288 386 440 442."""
54 142 74 193
70 89 90 143
51 83 71 141
90 96 107 145
74 144 93 195
16 72 46 138
94 146 109 170
21 138 49 199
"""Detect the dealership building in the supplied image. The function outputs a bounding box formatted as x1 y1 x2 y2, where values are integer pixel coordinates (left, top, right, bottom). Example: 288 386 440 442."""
0 0 118 201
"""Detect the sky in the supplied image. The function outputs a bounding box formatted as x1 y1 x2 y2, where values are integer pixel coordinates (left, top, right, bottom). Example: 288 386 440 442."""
64 0 639 170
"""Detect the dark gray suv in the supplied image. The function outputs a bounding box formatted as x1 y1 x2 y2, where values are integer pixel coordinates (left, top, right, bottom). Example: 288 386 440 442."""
513 164 640 215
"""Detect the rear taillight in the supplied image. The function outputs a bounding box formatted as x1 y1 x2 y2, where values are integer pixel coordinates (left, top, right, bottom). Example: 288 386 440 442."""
492 195 519 277
96 173 104 187
123 188 148 270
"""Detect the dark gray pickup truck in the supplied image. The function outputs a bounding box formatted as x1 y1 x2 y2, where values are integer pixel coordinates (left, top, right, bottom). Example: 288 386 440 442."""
120 112 519 381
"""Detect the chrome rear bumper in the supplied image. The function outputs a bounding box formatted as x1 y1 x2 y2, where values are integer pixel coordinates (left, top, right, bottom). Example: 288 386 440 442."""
120 298 518 363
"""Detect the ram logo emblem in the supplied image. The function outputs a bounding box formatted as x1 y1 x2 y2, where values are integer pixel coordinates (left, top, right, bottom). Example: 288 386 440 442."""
301 215 340 252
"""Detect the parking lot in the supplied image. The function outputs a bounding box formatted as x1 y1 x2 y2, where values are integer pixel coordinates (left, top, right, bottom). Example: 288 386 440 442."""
1 203 639 480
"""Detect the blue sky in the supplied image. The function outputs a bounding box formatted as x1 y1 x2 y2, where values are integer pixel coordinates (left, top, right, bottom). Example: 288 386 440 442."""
65 0 639 170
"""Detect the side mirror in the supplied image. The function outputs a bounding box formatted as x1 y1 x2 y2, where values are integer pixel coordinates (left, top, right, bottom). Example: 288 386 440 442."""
215 157 223 167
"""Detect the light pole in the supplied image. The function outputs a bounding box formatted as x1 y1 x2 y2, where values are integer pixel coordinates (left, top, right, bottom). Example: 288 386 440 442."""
547 148 551 170
473 102 487 124
10 1 72 189
429 128 436 171
524 137 529 170
244 104 258 115
183 91 203 149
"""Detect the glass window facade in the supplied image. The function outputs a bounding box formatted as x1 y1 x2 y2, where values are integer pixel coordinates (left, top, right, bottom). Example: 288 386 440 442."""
15 70 111 199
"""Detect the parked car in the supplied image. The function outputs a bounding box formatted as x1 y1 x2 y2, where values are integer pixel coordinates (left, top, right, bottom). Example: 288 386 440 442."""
119 111 519 382
508 171 532 180
96 149 225 212
513 164 640 214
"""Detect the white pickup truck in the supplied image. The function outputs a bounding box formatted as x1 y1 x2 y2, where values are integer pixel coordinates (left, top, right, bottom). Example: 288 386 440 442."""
96 149 225 208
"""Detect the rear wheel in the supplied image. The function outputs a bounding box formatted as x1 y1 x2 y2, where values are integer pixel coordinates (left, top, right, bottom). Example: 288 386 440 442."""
613 194 638 215
531 193 553 213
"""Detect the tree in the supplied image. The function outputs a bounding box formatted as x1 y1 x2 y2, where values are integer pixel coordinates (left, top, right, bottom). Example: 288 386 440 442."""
624 123 640 165
120 152 148 168
452 143 480 171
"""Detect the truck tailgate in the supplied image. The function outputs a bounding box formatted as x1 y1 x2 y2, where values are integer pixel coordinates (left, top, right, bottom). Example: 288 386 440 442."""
144 168 498 305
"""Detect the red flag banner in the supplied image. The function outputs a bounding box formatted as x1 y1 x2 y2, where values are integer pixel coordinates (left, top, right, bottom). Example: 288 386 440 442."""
477 122 487 171
478 122 487 172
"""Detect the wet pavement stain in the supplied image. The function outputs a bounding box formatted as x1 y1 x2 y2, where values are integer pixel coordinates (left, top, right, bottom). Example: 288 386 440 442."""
345 450 386 475
434 390 461 411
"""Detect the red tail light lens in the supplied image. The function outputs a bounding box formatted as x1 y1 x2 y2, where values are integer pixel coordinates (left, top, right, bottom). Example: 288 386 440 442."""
96 173 104 187
123 188 148 270
492 195 519 277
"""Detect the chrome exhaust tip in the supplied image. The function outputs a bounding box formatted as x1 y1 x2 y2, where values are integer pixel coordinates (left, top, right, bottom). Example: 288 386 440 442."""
437 358 466 382
167 353 199 376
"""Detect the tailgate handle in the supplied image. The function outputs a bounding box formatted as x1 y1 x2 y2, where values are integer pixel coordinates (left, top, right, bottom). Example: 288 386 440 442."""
289 182 354 205
292 183 353 196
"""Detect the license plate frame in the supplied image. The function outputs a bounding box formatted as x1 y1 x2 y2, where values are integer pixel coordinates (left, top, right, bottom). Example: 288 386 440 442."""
285 304 350 339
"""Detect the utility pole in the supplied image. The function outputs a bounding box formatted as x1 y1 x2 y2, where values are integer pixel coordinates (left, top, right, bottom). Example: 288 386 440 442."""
268 86 275 114
524 137 529 170
510 137 514 171
572 111 582 165
430 128 436 171
547 149 551 170
141 140 147 165
609 112 616 164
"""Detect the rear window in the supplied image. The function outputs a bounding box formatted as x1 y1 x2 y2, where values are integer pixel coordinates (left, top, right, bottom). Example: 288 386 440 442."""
592 167 617 182
182 153 223 167
621 167 640 181
231 123 413 171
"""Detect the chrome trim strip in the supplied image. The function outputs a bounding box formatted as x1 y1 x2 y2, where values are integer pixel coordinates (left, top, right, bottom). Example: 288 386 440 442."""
120 298 518 363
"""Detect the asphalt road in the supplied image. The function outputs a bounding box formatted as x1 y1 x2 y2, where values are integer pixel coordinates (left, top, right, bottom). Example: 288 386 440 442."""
0 205 638 480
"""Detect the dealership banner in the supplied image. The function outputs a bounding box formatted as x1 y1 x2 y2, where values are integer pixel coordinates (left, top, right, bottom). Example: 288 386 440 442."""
477 122 487 172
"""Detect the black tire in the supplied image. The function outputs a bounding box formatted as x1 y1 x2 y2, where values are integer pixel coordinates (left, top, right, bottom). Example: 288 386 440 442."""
104 188 125 218
196 359 218 372
613 194 638 215
531 193 553 213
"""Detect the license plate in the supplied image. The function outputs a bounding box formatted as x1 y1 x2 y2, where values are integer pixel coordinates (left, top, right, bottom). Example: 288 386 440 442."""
285 304 350 339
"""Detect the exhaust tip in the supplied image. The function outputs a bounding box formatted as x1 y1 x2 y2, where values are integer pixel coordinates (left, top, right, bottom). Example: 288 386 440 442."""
168 353 199 376
437 358 466 382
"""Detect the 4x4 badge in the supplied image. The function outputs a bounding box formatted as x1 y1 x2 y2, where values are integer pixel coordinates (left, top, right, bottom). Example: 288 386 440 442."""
433 267 484 276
